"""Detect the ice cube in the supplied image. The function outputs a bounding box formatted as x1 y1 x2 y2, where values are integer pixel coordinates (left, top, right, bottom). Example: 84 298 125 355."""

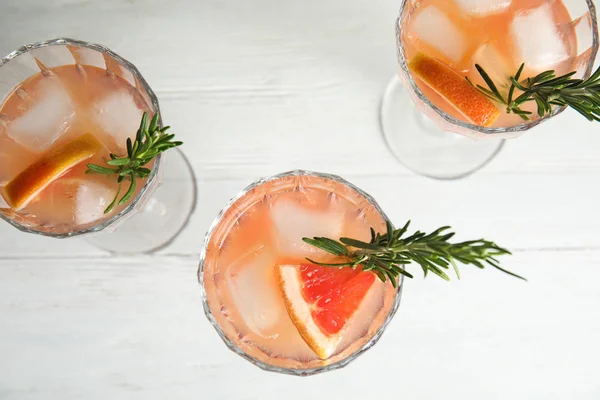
226 248 283 336
511 4 569 71
410 6 468 62
455 0 512 16
73 179 118 225
270 197 344 257
574 14 594 57
469 44 512 85
92 90 144 152
7 77 76 151
26 178 117 226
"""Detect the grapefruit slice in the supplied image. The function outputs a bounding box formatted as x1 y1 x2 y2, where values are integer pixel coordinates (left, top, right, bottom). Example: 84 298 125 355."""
409 52 500 127
3 133 103 210
277 264 376 359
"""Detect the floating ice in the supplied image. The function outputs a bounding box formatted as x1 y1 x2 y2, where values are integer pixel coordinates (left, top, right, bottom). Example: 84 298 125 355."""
511 4 570 71
28 179 117 225
92 90 144 152
7 77 76 151
574 14 594 57
226 248 283 336
469 44 512 85
411 5 468 62
73 179 118 225
270 197 345 257
455 0 512 16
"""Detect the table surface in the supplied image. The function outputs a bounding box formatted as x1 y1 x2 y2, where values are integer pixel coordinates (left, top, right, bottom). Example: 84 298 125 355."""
1 0 600 399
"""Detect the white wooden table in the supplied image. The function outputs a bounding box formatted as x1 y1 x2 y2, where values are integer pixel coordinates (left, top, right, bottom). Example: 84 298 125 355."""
1 0 600 399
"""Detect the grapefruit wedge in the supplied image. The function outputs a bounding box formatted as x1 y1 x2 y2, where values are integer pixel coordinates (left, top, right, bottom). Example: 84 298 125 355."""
277 264 376 359
409 52 500 127
3 133 103 210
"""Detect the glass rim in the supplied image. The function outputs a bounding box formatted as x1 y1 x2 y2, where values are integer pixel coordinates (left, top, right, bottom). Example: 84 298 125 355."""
396 0 600 135
0 37 163 239
197 169 404 376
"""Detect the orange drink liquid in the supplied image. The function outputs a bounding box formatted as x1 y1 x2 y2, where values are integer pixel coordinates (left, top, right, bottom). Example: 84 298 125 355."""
200 172 399 373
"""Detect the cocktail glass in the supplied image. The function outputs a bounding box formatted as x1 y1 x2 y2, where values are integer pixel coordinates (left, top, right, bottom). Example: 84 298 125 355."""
199 170 402 375
0 38 196 253
380 0 598 179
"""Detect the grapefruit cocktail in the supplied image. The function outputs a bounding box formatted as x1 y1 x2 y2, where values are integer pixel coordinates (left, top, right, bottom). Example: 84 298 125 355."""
199 170 522 374
0 59 153 232
381 0 598 179
0 39 189 253
200 171 399 373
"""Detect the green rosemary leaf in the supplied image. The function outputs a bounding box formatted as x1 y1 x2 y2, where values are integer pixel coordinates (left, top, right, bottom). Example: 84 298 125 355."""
107 158 131 166
306 259 357 268
148 113 159 132
384 268 398 288
87 112 183 212
303 220 521 287
135 167 152 177
449 257 461 280
104 183 121 214
118 173 137 205
339 237 381 250
534 96 546 117
507 63 525 105
471 63 600 122
302 237 348 256
126 138 133 158
475 64 505 103
386 220 394 242
86 164 117 174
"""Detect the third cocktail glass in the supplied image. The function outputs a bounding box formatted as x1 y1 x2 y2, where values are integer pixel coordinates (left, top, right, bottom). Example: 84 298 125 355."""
381 0 598 179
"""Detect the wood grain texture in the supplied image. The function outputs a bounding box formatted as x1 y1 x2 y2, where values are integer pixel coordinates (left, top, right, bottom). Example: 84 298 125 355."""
0 251 599 400
0 0 599 398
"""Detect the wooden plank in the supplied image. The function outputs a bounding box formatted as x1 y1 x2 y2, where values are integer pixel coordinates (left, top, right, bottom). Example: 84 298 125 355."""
0 0 599 182
0 251 598 399
1 171 599 257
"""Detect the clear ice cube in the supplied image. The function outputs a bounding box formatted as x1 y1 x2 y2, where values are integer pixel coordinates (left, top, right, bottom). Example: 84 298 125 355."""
226 247 283 336
411 5 468 62
73 179 118 225
27 178 117 226
92 90 144 152
7 77 76 151
469 44 512 85
511 4 569 71
574 14 594 57
455 0 512 16
270 197 345 257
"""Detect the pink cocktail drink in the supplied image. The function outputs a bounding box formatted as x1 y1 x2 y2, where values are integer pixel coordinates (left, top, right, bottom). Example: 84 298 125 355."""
0 60 152 234
402 0 589 127
200 171 400 374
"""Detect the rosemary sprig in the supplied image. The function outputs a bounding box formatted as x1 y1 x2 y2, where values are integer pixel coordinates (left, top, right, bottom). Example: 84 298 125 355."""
468 63 600 122
86 112 183 214
303 220 525 288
